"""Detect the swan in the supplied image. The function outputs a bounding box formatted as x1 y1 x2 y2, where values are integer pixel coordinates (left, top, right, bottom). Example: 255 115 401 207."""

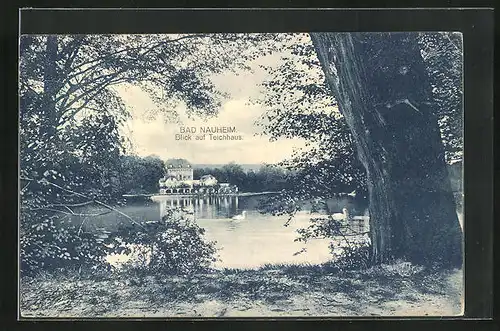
331 207 350 221
232 210 247 220
347 190 356 197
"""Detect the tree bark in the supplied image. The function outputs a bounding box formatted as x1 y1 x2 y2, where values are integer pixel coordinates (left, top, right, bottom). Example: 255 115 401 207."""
310 33 462 267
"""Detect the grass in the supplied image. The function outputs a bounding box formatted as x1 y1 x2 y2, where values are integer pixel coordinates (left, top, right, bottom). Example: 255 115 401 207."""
19 261 463 318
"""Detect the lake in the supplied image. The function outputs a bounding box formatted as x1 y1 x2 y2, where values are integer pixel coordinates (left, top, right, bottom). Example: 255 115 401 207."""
71 194 369 269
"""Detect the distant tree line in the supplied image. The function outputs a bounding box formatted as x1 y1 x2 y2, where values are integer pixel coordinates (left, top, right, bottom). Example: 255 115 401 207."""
193 162 292 193
119 155 165 194
119 158 298 195
119 158 315 195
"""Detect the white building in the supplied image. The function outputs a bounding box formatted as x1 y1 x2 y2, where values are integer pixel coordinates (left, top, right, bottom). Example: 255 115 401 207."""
158 162 237 195
200 174 217 186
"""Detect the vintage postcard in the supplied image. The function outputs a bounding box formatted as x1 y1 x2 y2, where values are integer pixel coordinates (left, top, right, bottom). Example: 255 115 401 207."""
19 32 464 317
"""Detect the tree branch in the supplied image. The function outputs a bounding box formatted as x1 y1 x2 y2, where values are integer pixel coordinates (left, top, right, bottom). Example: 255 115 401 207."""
445 33 460 51
21 181 31 193
61 204 75 214
50 183 145 229
58 77 130 123
58 71 127 118
22 206 112 218
20 176 145 230
64 34 206 81
50 201 94 207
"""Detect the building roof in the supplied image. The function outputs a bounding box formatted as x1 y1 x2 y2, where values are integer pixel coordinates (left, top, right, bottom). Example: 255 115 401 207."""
165 158 192 168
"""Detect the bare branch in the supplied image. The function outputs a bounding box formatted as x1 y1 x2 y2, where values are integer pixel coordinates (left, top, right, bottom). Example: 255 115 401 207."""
77 218 87 236
55 34 211 110
46 181 146 230
445 33 460 51
20 80 42 97
20 176 145 229
59 77 130 123
25 207 72 214
21 181 31 193
59 71 123 111
58 70 133 120
337 231 370 237
22 206 112 218
61 204 75 214
20 176 35 181
50 201 94 207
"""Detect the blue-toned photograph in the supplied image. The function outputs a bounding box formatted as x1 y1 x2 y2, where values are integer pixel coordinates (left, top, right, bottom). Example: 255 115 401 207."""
19 32 463 317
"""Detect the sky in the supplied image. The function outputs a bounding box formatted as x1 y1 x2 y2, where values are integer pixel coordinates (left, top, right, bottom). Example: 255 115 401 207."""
116 52 309 165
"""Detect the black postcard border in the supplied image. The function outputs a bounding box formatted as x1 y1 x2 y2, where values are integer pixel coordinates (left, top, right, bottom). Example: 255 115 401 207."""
3 7 496 331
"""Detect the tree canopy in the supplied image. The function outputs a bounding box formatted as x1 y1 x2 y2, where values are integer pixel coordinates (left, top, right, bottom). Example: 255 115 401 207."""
253 32 462 220
19 32 464 273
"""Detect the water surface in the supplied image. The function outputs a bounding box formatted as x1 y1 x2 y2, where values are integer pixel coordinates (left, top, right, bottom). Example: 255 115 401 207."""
73 194 369 269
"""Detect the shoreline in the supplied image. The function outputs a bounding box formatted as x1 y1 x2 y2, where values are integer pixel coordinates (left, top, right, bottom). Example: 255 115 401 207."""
148 191 280 199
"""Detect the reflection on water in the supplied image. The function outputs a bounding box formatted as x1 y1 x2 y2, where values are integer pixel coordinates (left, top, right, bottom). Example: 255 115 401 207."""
154 194 368 221
80 194 368 269
156 195 242 220
151 194 369 269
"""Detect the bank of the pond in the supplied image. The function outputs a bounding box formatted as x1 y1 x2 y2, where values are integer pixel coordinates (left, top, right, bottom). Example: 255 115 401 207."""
147 191 280 199
20 263 462 317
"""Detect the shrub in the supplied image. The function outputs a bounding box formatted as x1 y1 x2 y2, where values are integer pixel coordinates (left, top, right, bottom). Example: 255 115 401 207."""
329 238 372 271
20 211 120 276
112 208 219 276
295 215 373 271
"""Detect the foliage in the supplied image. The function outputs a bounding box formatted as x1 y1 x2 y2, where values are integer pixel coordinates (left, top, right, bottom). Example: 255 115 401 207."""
19 33 464 273
328 240 372 271
20 210 123 276
20 110 128 275
193 163 292 192
252 34 368 221
20 112 124 205
120 155 165 194
254 32 463 198
21 205 219 277
252 33 463 264
112 209 218 275
19 34 271 275
293 214 372 270
19 34 234 197
20 34 261 122
418 32 463 164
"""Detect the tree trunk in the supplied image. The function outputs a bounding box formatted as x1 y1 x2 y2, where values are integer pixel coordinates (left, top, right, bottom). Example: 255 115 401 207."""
43 35 59 138
310 33 462 268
